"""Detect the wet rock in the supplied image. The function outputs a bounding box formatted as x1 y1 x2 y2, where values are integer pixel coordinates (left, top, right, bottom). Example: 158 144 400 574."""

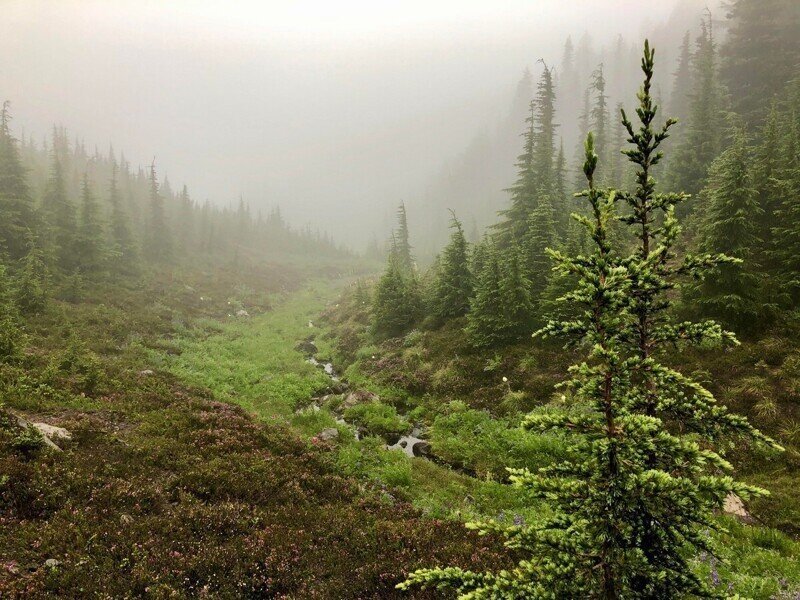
318 428 339 442
412 441 432 458
384 432 403 446
342 390 379 409
294 338 318 355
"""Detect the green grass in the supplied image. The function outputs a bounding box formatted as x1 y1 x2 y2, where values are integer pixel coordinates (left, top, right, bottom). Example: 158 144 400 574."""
154 282 337 421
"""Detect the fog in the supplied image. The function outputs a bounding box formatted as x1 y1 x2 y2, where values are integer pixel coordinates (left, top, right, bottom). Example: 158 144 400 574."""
2 0 706 250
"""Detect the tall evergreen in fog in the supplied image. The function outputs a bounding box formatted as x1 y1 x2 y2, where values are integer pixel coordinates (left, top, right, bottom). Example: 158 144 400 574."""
43 142 77 271
394 202 413 272
145 161 172 262
431 212 472 321
721 0 800 125
0 102 36 261
107 159 137 271
689 126 765 329
76 173 104 273
402 41 780 600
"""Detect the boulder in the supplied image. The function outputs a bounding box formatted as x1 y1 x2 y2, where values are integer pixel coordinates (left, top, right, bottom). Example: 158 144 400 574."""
235 309 250 318
31 423 71 443
341 390 379 409
294 338 318 355
412 441 432 458
44 559 61 569
723 493 755 523
139 369 154 376
318 428 339 442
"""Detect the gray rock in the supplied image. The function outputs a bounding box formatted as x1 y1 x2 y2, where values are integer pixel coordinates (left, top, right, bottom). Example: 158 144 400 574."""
295 339 318 355
44 559 61 569
318 428 339 442
235 309 250 318
139 369 154 376
341 390 379 409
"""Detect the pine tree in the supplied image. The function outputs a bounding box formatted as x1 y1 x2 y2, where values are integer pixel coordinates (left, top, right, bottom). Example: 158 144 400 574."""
107 159 137 272
371 254 421 339
394 202 413 272
0 101 37 261
431 211 473 322
667 14 726 199
15 240 48 314
688 126 766 329
76 173 105 273
721 0 800 125
402 42 780 600
42 143 77 272
465 246 507 348
145 160 172 263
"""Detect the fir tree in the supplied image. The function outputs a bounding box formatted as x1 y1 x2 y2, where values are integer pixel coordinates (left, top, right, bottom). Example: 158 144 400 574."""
145 160 172 263
523 193 556 305
667 14 726 199
42 143 77 272
431 211 473 322
402 42 780 600
107 158 137 271
76 173 105 273
371 253 421 339
0 101 37 261
465 246 507 348
688 126 766 329
15 240 48 314
589 64 609 183
393 202 413 272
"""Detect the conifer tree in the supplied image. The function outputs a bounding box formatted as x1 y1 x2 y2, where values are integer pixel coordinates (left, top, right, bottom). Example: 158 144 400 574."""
76 173 105 273
402 42 780 600
42 146 77 272
371 253 421 339
496 101 537 244
431 212 473 322
0 264 22 361
0 101 37 261
688 126 766 329
523 193 556 305
394 202 413 272
107 159 137 272
465 246 507 348
589 64 610 183
15 240 48 314
145 160 172 263
667 14 726 199
498 248 534 340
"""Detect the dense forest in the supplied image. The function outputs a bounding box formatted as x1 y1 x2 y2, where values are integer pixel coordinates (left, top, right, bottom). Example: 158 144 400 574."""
3 0 800 598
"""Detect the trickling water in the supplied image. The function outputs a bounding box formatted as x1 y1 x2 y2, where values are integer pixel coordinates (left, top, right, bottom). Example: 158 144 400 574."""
387 427 425 457
306 357 339 381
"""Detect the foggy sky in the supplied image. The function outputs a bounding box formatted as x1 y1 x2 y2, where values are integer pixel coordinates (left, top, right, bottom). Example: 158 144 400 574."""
2 0 684 248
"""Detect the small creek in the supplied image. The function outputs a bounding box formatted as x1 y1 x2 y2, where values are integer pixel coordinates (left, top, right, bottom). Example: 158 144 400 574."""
303 344 429 457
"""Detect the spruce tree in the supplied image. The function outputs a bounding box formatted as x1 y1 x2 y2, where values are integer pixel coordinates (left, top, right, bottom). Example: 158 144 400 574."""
522 193 556 305
107 159 137 271
589 64 609 183
371 253 421 340
15 241 48 315
465 246 507 349
145 160 172 263
42 145 77 272
667 15 726 199
431 211 473 322
76 173 105 273
0 101 37 261
394 202 413 272
402 42 780 600
688 126 766 329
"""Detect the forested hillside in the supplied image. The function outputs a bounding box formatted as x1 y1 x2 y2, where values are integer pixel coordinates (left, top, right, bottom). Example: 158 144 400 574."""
3 0 800 598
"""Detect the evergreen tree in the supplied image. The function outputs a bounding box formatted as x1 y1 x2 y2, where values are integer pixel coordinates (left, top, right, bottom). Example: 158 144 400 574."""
145 161 172 263
402 42 780 600
0 101 37 261
15 240 48 314
688 126 766 329
76 173 105 273
667 15 726 199
721 0 800 125
465 246 507 348
107 158 137 271
431 211 473 321
668 31 693 126
589 64 610 183
498 248 534 340
0 264 22 361
394 202 413 272
371 254 422 339
523 193 556 305
42 143 77 272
